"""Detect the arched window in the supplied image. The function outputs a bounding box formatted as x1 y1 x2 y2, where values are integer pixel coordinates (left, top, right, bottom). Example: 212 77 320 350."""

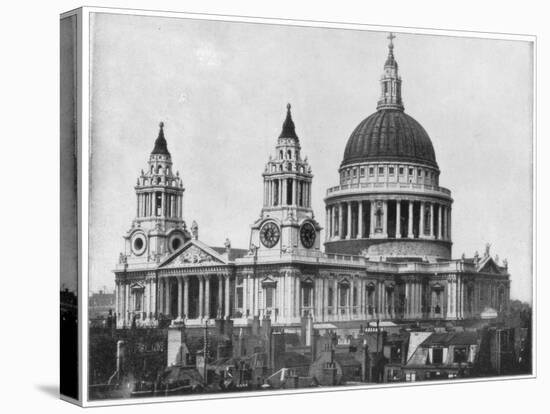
279 150 283 159
287 149 292 159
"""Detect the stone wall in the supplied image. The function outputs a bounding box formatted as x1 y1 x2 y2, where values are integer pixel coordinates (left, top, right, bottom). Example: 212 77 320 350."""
325 238 452 259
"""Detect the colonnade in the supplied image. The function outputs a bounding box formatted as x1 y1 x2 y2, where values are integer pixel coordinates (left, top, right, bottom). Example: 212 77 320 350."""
263 177 311 208
115 273 231 327
136 191 183 219
114 272 509 328
325 199 451 241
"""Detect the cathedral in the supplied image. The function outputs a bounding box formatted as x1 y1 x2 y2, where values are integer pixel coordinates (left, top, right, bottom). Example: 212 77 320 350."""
114 35 510 334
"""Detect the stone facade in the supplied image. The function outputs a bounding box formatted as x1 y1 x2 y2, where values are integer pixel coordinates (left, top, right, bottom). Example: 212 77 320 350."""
113 35 510 335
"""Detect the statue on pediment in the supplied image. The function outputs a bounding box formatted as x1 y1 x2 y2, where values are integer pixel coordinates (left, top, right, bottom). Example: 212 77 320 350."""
484 243 491 258
191 220 199 240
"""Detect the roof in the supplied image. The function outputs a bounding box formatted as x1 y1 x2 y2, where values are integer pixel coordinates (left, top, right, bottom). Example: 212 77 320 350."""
278 103 299 140
406 332 433 362
314 323 337 329
334 353 361 367
421 331 479 347
341 109 437 168
151 122 170 156
210 247 249 261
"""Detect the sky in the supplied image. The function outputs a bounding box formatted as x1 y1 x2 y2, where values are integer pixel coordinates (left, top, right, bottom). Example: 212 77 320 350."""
87 12 533 302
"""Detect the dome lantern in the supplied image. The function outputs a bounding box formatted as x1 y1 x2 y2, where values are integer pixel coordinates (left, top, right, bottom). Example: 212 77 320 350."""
377 32 404 112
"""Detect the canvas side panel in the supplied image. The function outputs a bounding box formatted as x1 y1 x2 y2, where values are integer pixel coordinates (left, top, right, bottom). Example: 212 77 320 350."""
60 13 80 402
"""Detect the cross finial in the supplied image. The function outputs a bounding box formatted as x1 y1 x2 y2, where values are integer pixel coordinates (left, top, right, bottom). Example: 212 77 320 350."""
287 103 291 111
387 32 395 48
159 121 164 129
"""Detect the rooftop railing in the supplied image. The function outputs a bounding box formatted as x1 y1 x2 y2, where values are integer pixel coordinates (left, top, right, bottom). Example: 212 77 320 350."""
326 182 452 197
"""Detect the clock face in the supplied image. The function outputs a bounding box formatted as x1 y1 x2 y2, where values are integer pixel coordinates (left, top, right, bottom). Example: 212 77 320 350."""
300 222 316 248
260 222 280 248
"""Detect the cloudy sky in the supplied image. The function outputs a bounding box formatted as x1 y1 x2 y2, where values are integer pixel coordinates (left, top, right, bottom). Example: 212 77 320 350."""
88 12 533 302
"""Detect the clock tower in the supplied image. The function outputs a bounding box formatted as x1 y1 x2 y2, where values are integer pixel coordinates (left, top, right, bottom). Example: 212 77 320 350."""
122 122 191 266
249 104 322 257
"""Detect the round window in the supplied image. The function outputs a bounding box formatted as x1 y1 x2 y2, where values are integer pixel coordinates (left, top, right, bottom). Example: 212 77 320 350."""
131 233 147 256
171 237 182 251
134 238 144 250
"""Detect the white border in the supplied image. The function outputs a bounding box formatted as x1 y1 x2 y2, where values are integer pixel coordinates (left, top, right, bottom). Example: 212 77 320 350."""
70 6 537 408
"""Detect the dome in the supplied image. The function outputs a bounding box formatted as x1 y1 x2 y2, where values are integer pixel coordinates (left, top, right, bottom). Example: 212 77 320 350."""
341 109 438 169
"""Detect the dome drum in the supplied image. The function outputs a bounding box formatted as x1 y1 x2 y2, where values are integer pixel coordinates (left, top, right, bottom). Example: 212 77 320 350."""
323 196 452 260
325 238 452 261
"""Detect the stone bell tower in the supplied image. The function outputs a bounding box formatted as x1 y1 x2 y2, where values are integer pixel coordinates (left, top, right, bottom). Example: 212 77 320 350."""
121 122 191 266
249 104 322 257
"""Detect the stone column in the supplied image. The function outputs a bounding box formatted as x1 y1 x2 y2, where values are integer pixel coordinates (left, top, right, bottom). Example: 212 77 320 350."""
331 206 336 239
418 282 423 317
429 203 435 238
293 179 298 206
377 282 382 317
114 281 119 319
332 278 338 320
218 274 224 318
325 207 330 242
396 200 401 238
370 200 376 237
438 204 443 239
177 276 183 319
295 276 301 318
419 202 425 238
358 201 363 238
338 203 344 240
165 278 171 316
205 275 211 319
254 275 259 317
458 276 463 319
243 275 249 317
282 179 287 206
448 207 452 240
157 279 162 316
346 202 352 239
405 282 410 317
408 201 414 238
382 200 388 236
144 280 149 319
198 276 204 320
442 206 447 240
447 277 456 319
224 275 230 318
183 277 189 319
125 283 129 325
412 282 417 318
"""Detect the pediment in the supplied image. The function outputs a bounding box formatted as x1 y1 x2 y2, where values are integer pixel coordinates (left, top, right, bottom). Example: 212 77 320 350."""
159 240 226 268
130 282 145 290
477 257 503 275
261 276 277 287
